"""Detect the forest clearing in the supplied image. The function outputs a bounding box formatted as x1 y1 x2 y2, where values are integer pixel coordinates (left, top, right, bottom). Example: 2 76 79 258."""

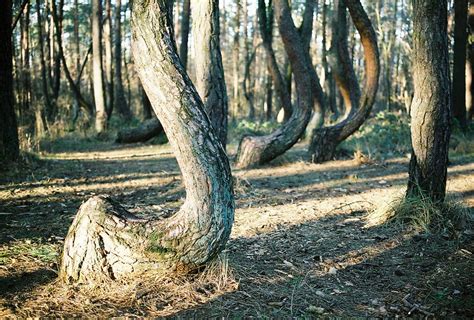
1 0 474 317
1 133 473 317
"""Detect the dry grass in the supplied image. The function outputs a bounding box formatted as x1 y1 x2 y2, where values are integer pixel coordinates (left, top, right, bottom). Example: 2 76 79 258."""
368 192 473 235
12 252 238 318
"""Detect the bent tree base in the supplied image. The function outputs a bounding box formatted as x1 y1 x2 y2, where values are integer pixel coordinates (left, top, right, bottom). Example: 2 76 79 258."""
116 118 164 143
60 0 234 285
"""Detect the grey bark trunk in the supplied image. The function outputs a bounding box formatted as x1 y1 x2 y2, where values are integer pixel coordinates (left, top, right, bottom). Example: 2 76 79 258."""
406 0 451 203
60 0 234 284
114 0 131 119
92 0 108 134
192 0 229 150
104 0 114 118
179 0 191 69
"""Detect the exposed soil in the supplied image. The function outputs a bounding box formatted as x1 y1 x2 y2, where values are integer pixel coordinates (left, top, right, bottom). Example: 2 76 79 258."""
0 142 473 318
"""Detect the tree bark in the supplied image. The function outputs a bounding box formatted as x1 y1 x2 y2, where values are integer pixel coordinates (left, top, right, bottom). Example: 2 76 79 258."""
232 0 241 119
257 0 292 122
406 0 451 203
0 0 19 163
114 0 131 119
235 0 313 168
192 0 229 150
104 0 114 118
116 118 164 143
92 0 108 134
308 0 380 163
179 0 191 69
60 0 234 284
453 0 468 129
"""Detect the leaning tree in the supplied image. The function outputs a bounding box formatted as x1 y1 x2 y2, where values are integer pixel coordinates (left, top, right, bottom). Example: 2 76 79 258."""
235 0 314 169
60 0 234 284
307 0 380 163
406 0 451 203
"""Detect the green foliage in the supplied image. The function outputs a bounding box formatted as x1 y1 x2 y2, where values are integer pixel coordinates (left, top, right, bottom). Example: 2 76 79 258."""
0 240 59 265
340 111 411 160
228 120 279 143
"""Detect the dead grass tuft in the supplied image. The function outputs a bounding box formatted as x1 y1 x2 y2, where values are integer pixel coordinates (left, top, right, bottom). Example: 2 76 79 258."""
367 192 473 236
13 252 238 317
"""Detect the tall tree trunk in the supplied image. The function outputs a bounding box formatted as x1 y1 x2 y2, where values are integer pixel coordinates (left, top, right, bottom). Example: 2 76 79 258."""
60 0 234 283
232 0 241 119
257 0 292 122
179 0 191 69
192 0 229 149
71 0 81 122
36 0 52 131
104 0 114 118
406 0 451 203
50 0 63 101
0 0 19 163
19 1 31 119
235 0 313 168
308 0 380 163
453 0 468 129
242 0 255 120
467 0 474 122
114 0 131 119
92 0 108 134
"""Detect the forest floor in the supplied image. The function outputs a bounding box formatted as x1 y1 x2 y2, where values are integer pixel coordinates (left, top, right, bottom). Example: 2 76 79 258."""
0 136 473 318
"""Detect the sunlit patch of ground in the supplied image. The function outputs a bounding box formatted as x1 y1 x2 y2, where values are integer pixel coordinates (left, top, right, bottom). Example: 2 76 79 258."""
0 142 473 317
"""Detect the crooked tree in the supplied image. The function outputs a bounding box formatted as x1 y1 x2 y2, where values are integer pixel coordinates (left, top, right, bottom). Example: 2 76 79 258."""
307 0 379 163
234 0 314 168
406 0 451 203
192 0 229 149
60 0 234 283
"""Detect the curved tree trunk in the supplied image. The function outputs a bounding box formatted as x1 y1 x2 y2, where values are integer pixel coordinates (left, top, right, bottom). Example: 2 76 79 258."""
235 0 313 169
406 0 451 203
192 0 229 150
257 0 293 122
116 118 164 143
308 0 380 163
60 0 234 284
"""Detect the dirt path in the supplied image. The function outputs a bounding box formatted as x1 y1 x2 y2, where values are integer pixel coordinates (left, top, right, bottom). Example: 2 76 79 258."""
1 142 473 317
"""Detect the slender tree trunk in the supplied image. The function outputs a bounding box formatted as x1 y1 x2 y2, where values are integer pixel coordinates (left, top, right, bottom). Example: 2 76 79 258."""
406 0 451 203
50 0 63 101
467 0 474 122
60 0 234 283
265 73 273 121
19 2 31 119
72 0 81 122
0 0 19 163
232 0 241 119
453 0 468 129
179 0 191 69
235 0 313 168
192 0 229 149
114 0 131 119
36 0 52 132
308 0 380 163
92 0 108 134
104 0 114 118
257 0 292 122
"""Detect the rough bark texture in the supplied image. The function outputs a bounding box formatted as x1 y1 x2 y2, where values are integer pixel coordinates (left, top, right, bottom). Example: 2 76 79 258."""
235 0 313 168
406 0 451 203
116 118 164 143
192 0 229 150
179 0 191 69
0 0 19 163
308 0 379 163
60 0 234 284
453 0 468 129
92 0 107 134
104 0 114 118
